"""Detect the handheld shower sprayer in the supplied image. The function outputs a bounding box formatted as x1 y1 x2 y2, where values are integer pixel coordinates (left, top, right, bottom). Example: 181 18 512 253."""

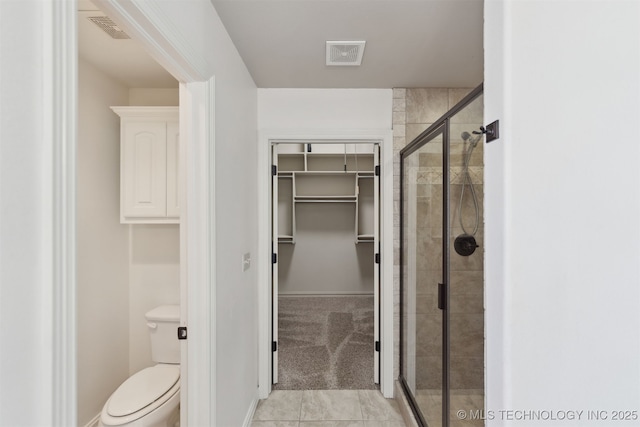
454 128 482 256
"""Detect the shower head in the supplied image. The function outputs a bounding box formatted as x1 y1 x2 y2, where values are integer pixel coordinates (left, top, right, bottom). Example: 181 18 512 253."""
461 131 471 141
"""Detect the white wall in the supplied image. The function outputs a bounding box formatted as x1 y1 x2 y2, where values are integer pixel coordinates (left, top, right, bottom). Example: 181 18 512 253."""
0 3 51 424
0 1 78 424
128 225 180 374
258 89 392 130
213 48 259 427
279 203 374 295
484 1 640 425
77 59 131 426
129 88 178 106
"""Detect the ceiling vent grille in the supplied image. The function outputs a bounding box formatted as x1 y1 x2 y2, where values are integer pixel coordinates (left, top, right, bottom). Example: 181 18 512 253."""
326 41 366 66
88 16 130 39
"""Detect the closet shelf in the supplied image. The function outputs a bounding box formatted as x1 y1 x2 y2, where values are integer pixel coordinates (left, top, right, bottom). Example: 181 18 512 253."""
275 143 378 248
293 171 361 175
294 197 356 203
278 235 295 244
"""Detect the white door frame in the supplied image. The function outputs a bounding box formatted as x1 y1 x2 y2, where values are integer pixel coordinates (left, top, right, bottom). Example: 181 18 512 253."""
50 0 217 425
257 130 394 398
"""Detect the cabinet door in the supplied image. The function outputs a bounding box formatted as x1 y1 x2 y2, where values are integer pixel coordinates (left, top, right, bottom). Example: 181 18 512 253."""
166 121 180 218
121 121 167 219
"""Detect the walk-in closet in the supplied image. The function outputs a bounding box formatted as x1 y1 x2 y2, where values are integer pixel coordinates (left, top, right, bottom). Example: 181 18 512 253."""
271 142 380 390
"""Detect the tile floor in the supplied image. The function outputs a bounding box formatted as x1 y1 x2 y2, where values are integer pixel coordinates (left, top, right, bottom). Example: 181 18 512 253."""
251 390 407 427
415 389 484 427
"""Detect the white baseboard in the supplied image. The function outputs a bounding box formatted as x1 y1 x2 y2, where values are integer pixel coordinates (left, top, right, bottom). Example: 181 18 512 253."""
242 397 259 427
83 413 101 427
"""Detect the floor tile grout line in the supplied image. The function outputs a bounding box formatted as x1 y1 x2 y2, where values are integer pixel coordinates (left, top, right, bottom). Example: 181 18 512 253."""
358 389 365 421
298 390 305 421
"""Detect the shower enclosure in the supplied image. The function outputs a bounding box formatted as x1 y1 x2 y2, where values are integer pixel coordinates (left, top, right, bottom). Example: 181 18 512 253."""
400 85 484 427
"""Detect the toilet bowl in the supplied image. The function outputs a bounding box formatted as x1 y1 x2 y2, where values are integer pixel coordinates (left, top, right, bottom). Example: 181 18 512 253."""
100 364 180 427
100 305 181 427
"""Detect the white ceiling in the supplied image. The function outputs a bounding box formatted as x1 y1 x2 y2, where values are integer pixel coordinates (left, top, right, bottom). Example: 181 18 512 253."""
78 0 484 89
211 0 484 88
77 0 178 88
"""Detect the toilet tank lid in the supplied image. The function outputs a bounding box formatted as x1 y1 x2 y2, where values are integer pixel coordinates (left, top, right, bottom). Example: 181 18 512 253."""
145 305 180 322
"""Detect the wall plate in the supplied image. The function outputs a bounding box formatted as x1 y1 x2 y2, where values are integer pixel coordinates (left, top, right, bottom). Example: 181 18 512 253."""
485 120 499 143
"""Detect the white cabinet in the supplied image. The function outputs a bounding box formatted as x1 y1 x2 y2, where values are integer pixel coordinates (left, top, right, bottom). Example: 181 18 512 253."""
111 107 179 224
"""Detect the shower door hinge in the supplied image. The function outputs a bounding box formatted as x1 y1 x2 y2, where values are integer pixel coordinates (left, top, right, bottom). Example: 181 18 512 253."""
272 165 277 176
272 341 278 352
272 253 277 264
375 253 380 264
177 326 187 340
374 165 380 176
375 341 380 352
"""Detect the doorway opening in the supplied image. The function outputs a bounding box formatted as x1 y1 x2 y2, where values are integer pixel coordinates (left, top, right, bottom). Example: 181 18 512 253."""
271 141 381 391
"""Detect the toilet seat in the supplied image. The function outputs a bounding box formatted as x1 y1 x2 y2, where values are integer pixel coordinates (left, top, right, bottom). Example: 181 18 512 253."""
101 364 180 426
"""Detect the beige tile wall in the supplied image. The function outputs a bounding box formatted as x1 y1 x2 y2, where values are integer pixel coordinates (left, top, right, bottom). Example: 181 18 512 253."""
393 88 484 390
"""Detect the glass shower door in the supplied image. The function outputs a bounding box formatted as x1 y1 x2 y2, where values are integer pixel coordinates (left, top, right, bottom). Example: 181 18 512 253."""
400 85 484 427
401 126 447 427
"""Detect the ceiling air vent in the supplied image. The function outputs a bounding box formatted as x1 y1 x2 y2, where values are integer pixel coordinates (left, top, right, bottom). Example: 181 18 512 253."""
326 41 366 66
88 16 130 39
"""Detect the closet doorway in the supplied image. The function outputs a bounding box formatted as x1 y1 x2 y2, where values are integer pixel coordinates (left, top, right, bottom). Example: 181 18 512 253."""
271 142 380 390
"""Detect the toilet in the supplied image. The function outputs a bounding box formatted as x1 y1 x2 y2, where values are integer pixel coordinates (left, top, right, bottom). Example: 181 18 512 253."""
100 305 181 427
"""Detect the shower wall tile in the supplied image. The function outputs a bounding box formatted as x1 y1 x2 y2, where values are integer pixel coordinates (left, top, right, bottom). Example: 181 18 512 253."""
416 237 442 271
407 88 449 123
396 87 484 390
393 111 406 125
450 90 483 124
450 314 484 357
448 88 475 110
450 271 484 296
416 293 438 314
393 88 406 99
416 199 430 224
393 124 406 138
416 275 439 296
450 138 484 166
416 314 443 356
406 123 431 144
416 355 443 389
450 184 485 230
450 124 485 146
450 357 484 389
449 295 484 314
393 97 406 113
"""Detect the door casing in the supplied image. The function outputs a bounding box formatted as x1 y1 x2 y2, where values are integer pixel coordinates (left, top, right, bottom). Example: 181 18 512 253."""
258 131 394 398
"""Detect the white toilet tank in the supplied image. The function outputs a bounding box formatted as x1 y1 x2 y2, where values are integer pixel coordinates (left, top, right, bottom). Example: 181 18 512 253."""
145 305 180 364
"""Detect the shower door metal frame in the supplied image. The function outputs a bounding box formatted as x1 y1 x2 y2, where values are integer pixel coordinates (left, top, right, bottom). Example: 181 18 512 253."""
399 83 483 427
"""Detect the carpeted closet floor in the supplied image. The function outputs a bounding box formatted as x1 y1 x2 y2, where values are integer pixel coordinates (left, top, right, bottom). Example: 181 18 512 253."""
273 295 377 390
